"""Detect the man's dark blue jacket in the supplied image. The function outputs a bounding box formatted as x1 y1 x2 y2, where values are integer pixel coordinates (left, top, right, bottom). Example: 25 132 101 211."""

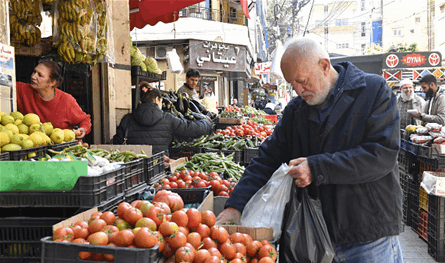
226 62 403 245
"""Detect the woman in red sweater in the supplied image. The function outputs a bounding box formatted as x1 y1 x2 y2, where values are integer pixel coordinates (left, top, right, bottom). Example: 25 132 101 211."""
16 61 91 138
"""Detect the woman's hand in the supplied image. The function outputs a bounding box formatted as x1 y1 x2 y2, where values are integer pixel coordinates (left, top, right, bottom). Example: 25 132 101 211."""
74 127 86 139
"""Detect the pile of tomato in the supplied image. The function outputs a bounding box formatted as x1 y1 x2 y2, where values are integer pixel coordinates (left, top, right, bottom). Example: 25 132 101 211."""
224 105 242 113
152 170 237 197
53 190 277 262
215 120 273 139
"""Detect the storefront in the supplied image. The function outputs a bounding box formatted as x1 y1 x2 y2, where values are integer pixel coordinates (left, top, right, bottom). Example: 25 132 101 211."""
185 39 253 107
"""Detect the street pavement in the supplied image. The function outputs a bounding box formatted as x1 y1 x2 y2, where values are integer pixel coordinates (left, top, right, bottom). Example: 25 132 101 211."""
399 225 438 263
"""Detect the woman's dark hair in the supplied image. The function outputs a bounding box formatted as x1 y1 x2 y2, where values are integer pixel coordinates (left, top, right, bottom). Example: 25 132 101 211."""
144 86 162 103
39 60 63 88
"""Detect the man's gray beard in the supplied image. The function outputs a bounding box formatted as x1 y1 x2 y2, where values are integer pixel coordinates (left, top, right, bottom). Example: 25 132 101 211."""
401 91 415 101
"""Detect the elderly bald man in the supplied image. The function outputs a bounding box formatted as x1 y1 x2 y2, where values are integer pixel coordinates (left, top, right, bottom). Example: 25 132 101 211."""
215 37 403 263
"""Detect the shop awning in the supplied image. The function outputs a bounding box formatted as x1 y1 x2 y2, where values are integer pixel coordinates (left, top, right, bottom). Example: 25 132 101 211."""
129 0 250 30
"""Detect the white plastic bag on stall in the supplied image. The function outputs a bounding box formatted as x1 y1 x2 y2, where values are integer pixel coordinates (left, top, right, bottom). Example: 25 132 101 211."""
166 48 183 74
240 163 293 240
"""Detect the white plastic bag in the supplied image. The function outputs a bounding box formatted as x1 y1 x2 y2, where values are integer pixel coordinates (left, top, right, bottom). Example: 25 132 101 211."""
166 48 183 74
240 163 293 240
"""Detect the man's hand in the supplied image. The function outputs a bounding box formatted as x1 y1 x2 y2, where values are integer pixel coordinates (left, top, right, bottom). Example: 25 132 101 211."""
288 157 312 188
409 112 422 119
215 207 241 225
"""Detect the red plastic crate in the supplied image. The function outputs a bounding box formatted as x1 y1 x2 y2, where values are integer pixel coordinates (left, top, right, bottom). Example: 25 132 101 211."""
419 209 429 242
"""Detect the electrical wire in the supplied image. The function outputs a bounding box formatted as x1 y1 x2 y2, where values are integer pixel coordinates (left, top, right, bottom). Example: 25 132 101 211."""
303 0 315 36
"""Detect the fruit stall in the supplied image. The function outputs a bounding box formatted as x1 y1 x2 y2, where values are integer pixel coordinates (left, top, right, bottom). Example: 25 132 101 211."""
398 123 445 262
0 107 278 262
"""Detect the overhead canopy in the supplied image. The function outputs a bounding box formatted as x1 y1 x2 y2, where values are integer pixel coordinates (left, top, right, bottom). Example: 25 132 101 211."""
129 0 250 30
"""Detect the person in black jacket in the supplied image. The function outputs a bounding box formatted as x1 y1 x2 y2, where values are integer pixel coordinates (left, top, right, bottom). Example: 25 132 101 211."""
112 86 214 154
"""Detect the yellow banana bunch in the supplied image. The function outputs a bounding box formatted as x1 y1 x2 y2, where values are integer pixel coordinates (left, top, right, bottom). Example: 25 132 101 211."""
57 40 76 64
42 0 55 4
9 0 42 46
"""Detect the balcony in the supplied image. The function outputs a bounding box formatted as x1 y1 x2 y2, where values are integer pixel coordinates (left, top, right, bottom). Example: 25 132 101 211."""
179 6 247 26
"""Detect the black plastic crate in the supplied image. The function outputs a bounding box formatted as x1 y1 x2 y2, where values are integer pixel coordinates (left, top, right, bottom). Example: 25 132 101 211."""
124 158 146 192
427 234 445 262
428 212 445 242
0 152 9 161
418 144 436 159
169 147 204 160
411 208 419 234
398 153 419 175
406 140 419 156
8 145 48 160
145 151 165 184
204 148 243 164
243 147 259 164
0 167 125 208
0 218 63 263
48 140 79 152
131 66 166 80
124 183 149 204
429 195 445 220
418 156 445 171
40 236 161 263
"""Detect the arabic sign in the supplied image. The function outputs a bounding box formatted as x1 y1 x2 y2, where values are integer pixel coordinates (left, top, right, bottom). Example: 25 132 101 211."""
188 40 247 73
382 52 442 69
0 43 16 113
255 62 272 74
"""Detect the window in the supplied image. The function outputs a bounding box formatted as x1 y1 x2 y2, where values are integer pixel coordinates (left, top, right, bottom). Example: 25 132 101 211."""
342 18 348 25
335 19 341 26
415 17 420 23
361 0 365 11
337 43 349 49
361 22 366 36
393 28 402 36
361 44 366 53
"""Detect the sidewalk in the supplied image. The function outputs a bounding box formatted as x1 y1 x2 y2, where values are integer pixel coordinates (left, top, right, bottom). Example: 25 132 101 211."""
399 226 438 263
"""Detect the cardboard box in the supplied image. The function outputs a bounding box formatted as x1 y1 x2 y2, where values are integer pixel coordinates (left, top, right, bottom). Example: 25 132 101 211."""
217 118 246 124
90 145 152 157
11 38 52 57
434 144 445 155
169 157 187 173
53 207 98 232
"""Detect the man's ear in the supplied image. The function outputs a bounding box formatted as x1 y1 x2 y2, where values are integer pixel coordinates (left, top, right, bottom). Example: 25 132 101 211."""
319 58 331 75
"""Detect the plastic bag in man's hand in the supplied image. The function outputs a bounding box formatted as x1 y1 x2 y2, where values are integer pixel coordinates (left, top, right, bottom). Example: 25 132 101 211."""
240 163 293 240
279 187 335 263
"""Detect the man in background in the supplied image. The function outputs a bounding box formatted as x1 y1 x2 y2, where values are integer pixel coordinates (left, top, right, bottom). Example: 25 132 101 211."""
397 78 425 128
409 74 445 125
178 69 200 100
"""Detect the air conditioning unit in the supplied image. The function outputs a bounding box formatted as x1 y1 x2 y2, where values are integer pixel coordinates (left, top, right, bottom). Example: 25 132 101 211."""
155 46 173 60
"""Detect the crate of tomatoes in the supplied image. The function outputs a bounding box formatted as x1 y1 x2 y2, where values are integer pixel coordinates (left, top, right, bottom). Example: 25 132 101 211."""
151 170 237 197
43 188 277 263
215 120 273 140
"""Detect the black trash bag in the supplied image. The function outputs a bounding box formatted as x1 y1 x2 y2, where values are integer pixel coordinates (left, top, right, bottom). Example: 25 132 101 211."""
279 186 335 263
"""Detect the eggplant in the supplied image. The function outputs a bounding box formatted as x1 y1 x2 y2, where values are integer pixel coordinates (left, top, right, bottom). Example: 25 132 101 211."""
174 95 184 114
189 100 200 113
192 99 207 112
190 111 206 120
182 96 190 113
174 108 187 121
169 91 178 102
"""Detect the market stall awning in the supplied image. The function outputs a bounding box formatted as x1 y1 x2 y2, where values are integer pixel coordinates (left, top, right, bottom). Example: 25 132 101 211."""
129 0 250 30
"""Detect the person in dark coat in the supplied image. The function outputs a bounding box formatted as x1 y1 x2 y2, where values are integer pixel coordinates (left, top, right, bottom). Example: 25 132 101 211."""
215 38 403 262
112 86 214 154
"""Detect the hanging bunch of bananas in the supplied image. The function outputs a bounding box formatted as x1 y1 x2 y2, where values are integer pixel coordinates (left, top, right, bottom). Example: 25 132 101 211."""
9 0 42 47
56 0 108 65
41 0 55 4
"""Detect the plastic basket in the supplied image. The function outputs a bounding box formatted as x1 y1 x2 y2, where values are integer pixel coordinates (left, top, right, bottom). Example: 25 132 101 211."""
0 217 65 263
428 234 445 262
406 140 419 156
418 156 445 171
124 158 146 192
131 66 166 80
428 213 445 243
0 167 125 208
145 151 165 184
411 207 419 234
48 140 79 152
8 145 48 161
429 195 445 220
168 147 204 160
40 236 161 263
419 209 429 242
418 144 435 159
0 152 9 161
243 147 259 164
